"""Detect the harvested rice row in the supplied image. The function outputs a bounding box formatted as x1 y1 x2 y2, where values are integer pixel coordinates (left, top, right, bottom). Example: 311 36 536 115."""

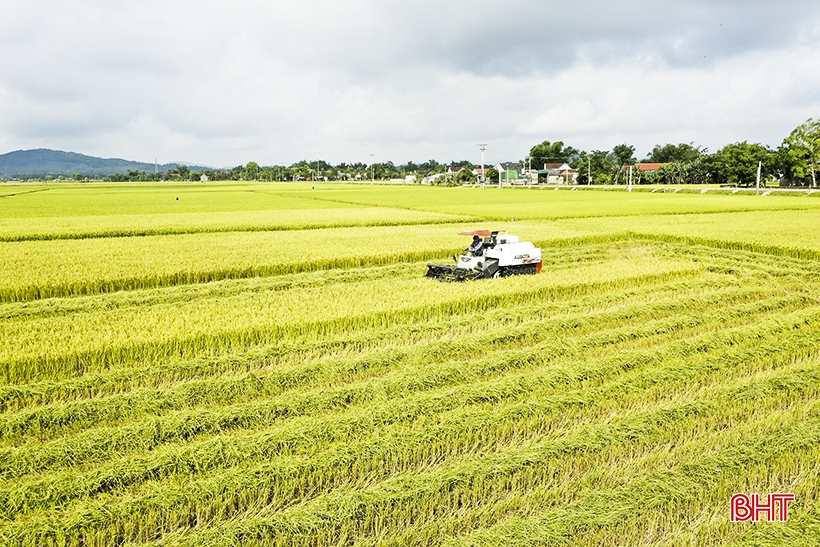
4 304 819 523
118 362 820 547
0 283 781 440
0 224 751 305
0 209 479 243
1 257 703 383
3 290 806 477
431 407 820 547
0 273 738 412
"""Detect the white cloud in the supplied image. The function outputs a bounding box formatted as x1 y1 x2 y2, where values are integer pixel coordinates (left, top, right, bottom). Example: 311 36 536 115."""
0 1 818 166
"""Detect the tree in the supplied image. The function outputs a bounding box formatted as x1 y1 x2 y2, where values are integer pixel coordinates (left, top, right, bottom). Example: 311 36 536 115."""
176 164 190 180
711 142 775 186
612 144 636 166
245 161 259 180
289 161 311 181
782 118 820 187
575 150 615 185
529 141 580 168
653 158 709 185
419 159 443 174
645 143 704 163
453 167 477 184
611 144 636 184
259 166 279 181
448 160 473 170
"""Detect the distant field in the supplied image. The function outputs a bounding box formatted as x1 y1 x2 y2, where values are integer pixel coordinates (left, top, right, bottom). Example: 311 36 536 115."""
287 184 820 220
0 183 477 241
1 182 819 546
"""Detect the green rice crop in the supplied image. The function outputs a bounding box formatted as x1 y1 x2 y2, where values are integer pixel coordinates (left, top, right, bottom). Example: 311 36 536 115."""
0 224 470 302
552 208 820 258
2 183 820 546
0 248 701 382
0 183 332 218
0 208 476 242
0 272 734 413
4 289 805 478
0 282 780 440
290 184 820 220
4 309 819 544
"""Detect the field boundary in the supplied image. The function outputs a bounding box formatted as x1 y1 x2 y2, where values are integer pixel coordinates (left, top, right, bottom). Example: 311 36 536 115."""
0 216 483 243
623 231 820 261
0 188 52 199
256 189 476 220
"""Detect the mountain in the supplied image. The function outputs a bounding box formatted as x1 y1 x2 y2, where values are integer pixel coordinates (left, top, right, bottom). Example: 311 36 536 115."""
0 149 211 178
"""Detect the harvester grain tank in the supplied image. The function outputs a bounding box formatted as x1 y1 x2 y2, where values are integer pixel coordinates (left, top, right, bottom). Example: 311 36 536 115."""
425 230 542 281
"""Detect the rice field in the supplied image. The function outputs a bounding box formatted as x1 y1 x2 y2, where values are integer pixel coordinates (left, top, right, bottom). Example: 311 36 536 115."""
0 183 476 242
1 182 819 546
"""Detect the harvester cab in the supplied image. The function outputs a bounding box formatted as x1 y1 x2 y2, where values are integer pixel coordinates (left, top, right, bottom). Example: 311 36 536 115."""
425 230 542 282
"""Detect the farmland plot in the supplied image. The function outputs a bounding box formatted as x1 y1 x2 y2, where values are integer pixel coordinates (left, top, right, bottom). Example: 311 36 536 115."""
0 184 476 242
1 182 819 546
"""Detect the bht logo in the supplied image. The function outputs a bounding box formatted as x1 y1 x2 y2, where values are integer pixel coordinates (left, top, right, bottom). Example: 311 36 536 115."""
730 493 795 522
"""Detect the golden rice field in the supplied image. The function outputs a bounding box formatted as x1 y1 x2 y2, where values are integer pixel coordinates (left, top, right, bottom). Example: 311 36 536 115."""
1 181 819 546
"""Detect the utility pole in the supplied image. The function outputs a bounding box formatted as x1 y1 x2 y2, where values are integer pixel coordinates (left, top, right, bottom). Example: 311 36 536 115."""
756 160 762 195
526 156 531 186
369 154 375 185
628 165 633 192
588 157 592 185
478 144 487 185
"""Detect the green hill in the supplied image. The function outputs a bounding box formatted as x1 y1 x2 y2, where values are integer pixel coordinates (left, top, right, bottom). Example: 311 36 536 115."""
0 149 210 178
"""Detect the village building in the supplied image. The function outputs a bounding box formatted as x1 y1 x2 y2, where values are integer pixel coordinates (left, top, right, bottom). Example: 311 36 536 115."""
632 163 664 173
495 162 524 181
538 163 578 184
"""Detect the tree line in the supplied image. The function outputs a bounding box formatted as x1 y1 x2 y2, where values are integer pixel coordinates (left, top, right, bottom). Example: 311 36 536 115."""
104 159 475 183
528 118 819 187
95 117 819 187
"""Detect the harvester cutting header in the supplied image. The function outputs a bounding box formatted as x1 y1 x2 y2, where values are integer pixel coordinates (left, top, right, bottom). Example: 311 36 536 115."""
425 230 542 282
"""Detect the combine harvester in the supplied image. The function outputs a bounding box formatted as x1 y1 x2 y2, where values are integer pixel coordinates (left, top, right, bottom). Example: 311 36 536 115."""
425 229 542 282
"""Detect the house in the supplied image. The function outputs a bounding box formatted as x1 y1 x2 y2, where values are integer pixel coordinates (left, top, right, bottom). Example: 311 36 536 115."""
495 162 524 181
620 163 666 183
632 163 665 173
200 174 210 182
538 163 578 184
421 173 446 185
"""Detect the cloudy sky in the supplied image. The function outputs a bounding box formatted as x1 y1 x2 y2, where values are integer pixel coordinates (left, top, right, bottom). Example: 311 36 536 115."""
1 1 819 167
